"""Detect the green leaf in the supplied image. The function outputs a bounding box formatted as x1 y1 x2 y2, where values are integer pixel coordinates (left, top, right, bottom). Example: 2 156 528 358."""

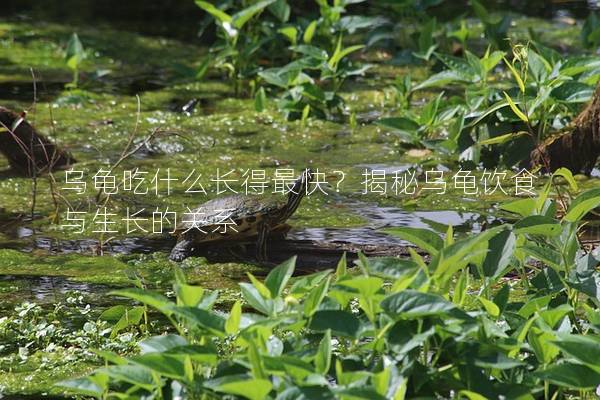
365 257 419 279
110 288 173 315
481 50 505 73
563 188 600 222
453 269 469 306
278 26 297 45
459 390 488 400
465 100 512 128
247 273 272 300
171 307 226 336
225 300 242 335
310 310 361 338
98 305 126 323
195 1 232 24
130 353 186 380
268 0 290 22
335 387 388 400
139 334 187 354
56 376 106 397
528 327 559 364
478 296 500 318
384 227 443 255
174 283 204 307
499 197 537 217
473 352 524 369
503 92 528 122
110 307 144 337
263 356 314 381
538 304 572 328
551 81 593 103
328 38 364 70
315 330 331 374
100 365 154 388
413 70 467 91
335 252 347 279
482 230 515 278
207 376 273 400
479 131 527 146
552 334 600 372
534 363 600 389
375 117 419 141
240 282 272 315
514 215 561 236
433 226 507 279
166 344 218 365
504 57 525 92
376 117 419 133
65 33 84 70
552 167 578 191
303 20 318 44
517 295 552 319
382 290 456 319
232 0 277 29
254 87 267 112
265 256 296 298
436 52 477 80
304 276 331 317
521 245 563 271
338 276 383 297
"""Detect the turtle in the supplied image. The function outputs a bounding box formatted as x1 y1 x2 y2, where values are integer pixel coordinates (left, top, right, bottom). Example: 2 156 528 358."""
169 168 313 262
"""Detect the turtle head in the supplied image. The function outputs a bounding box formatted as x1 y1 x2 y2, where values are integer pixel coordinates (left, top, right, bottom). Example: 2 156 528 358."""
282 168 313 220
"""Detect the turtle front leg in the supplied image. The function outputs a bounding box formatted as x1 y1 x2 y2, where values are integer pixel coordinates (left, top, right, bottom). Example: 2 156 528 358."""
170 238 194 262
256 223 268 261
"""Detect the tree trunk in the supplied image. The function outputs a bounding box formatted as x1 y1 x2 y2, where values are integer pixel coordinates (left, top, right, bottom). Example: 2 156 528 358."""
0 106 75 176
530 84 600 174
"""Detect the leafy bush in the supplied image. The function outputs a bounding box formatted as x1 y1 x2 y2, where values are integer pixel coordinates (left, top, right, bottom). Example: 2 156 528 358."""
194 0 289 96
258 39 367 120
379 43 600 167
58 184 600 399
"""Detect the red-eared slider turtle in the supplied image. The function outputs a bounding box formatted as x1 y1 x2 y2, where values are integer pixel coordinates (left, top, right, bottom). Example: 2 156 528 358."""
170 168 313 261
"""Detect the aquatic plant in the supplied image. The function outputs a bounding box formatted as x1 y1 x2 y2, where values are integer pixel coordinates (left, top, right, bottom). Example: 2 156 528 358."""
380 43 600 169
58 185 600 399
258 37 367 120
65 33 85 89
194 0 288 96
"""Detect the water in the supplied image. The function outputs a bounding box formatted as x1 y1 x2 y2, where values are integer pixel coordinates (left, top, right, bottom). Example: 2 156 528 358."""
290 200 494 245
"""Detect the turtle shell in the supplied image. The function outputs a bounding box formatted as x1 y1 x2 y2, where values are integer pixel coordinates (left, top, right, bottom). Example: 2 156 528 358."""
174 194 288 242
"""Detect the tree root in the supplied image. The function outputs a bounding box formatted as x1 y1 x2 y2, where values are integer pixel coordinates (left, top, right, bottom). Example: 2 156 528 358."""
0 106 75 176
530 84 600 174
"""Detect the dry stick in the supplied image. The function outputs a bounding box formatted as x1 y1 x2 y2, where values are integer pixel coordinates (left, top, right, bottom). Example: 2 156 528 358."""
94 94 142 204
29 68 39 223
93 95 168 254
41 74 68 221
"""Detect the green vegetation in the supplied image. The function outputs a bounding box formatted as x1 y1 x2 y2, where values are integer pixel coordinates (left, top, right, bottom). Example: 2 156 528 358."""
1 0 600 398
60 185 600 398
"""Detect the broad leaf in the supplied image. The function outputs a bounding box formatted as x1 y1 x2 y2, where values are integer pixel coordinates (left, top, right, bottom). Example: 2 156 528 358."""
382 290 455 318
